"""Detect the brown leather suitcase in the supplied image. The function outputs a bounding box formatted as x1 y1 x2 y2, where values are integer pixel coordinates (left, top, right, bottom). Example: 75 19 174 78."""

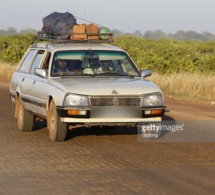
86 24 99 40
71 24 87 40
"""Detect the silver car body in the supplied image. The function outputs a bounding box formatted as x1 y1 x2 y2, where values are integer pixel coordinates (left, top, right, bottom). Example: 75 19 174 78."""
10 41 165 141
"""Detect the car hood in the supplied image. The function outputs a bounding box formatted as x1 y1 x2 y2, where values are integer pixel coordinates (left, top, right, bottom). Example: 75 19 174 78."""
49 77 162 96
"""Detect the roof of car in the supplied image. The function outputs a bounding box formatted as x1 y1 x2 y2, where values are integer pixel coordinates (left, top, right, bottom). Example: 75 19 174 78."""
31 41 124 52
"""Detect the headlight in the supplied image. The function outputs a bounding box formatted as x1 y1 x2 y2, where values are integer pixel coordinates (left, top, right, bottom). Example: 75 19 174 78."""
63 94 89 106
142 93 164 107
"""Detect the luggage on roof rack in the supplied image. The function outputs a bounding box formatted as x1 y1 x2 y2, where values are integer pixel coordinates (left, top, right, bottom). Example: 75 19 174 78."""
37 25 113 43
87 24 99 40
71 24 88 40
40 12 113 42
42 12 77 39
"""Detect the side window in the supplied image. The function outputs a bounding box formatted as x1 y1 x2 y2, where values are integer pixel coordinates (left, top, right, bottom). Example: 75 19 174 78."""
29 50 45 74
41 52 51 70
121 58 139 76
19 49 37 72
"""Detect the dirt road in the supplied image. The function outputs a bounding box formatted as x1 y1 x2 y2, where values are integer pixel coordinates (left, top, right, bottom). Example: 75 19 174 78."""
0 78 215 194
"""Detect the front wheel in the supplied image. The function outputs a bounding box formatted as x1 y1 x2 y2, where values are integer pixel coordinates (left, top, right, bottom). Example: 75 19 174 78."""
17 98 34 131
48 100 68 141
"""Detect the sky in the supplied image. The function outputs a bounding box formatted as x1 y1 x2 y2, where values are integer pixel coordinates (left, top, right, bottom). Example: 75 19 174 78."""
1 0 215 34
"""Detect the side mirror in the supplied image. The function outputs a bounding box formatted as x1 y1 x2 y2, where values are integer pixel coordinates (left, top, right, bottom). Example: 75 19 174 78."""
141 69 152 78
35 68 47 78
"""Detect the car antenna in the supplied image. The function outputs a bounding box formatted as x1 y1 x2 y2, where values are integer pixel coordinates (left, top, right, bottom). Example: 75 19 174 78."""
74 15 103 27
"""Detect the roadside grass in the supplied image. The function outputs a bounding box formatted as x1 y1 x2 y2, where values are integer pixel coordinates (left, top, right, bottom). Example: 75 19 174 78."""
1 62 214 103
0 62 17 79
149 72 215 103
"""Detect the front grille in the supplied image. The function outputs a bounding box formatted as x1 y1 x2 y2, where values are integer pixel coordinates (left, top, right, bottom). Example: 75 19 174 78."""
90 96 142 106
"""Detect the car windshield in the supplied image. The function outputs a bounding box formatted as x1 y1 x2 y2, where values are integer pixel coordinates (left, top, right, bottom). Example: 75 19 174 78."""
51 50 140 77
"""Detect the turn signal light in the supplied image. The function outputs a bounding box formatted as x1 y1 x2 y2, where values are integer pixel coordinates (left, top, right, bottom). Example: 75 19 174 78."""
67 110 86 115
145 109 163 115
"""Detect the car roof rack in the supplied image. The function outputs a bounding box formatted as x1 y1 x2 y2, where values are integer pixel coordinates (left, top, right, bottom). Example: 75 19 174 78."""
36 31 114 44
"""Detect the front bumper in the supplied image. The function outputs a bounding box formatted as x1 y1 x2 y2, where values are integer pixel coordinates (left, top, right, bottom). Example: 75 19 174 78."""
61 117 162 123
57 106 166 125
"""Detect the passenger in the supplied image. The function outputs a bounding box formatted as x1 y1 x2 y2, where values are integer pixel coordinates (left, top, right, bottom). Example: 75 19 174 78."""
83 58 100 74
68 60 82 72
98 60 113 71
55 59 69 73
89 58 100 71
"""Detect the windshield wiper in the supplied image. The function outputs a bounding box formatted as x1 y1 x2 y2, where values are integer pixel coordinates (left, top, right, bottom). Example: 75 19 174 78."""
95 71 135 77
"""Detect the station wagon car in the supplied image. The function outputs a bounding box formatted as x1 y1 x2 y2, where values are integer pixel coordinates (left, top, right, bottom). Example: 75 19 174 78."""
9 37 166 141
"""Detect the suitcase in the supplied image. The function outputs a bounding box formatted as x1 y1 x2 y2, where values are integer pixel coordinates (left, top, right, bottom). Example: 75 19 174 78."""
86 24 99 40
71 24 87 40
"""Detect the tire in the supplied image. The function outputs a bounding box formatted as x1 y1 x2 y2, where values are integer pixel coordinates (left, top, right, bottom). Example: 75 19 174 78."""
48 100 67 141
17 98 34 131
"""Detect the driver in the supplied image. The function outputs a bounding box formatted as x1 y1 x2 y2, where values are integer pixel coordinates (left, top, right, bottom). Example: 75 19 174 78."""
99 60 113 71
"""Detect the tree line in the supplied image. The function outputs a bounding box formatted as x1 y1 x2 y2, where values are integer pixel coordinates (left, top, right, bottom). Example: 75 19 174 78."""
0 27 37 36
1 27 215 41
112 29 215 41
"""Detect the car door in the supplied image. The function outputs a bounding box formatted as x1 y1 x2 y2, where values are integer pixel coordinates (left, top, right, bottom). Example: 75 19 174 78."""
21 49 47 114
28 51 52 116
